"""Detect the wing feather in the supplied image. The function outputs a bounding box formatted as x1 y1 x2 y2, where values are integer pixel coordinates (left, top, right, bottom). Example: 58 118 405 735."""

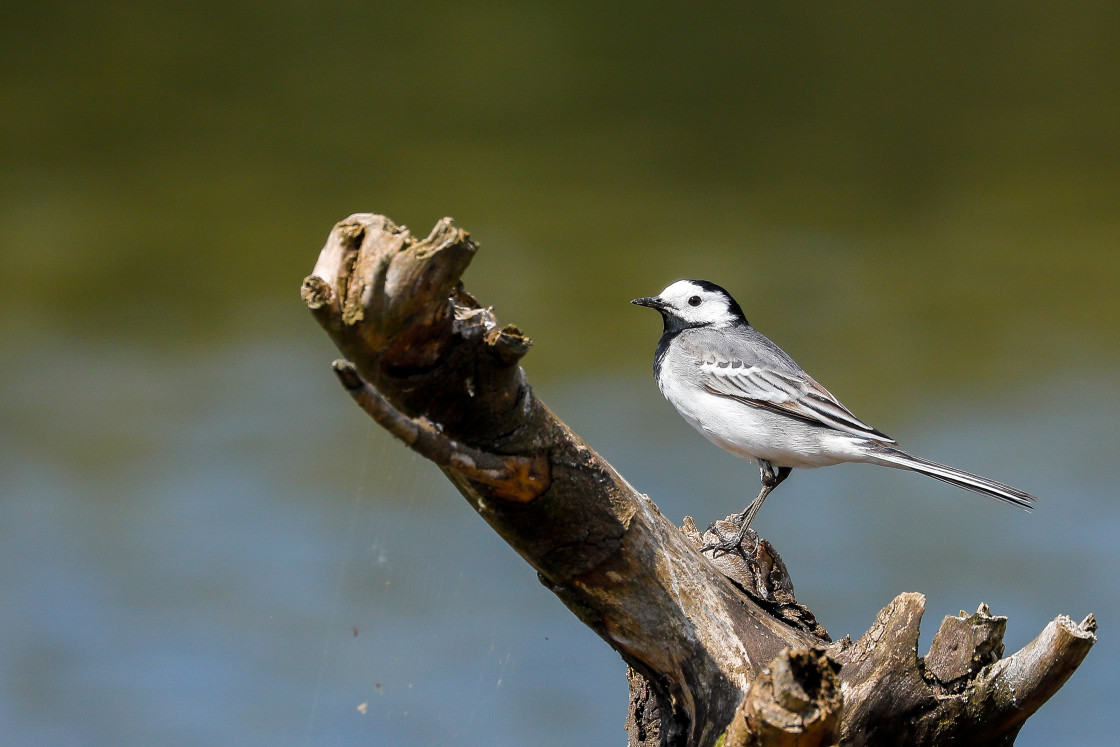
701 361 895 443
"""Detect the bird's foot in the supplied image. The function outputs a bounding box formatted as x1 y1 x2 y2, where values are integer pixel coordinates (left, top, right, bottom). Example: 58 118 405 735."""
699 519 755 558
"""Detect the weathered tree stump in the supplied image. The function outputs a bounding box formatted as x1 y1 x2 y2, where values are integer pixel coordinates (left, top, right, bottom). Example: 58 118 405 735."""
301 214 1095 746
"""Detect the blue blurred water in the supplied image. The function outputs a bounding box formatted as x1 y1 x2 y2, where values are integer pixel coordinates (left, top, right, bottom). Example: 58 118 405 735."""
1 325 1116 745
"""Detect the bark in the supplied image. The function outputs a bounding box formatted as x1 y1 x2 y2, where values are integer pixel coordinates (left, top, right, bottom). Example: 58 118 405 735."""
302 214 1096 746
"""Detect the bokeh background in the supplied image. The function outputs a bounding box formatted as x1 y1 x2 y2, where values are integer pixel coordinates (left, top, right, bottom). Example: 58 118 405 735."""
3 3 1118 745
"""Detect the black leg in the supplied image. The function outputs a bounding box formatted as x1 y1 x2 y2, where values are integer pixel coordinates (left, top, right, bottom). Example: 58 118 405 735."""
700 460 792 556
735 461 791 527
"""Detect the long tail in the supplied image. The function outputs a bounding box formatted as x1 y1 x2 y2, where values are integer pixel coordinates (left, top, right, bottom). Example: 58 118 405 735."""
868 447 1037 510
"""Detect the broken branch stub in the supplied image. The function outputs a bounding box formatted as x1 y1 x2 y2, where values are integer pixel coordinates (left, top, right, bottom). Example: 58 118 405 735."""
308 214 475 371
925 603 1006 686
302 214 530 444
723 646 843 747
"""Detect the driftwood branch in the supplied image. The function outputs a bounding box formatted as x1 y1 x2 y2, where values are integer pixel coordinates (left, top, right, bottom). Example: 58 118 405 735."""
302 214 1095 746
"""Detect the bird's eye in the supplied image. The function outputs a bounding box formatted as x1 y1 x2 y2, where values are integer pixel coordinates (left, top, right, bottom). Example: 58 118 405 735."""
688 295 702 307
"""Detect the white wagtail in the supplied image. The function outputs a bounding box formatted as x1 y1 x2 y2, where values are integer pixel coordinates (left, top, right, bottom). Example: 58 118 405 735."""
633 279 1036 553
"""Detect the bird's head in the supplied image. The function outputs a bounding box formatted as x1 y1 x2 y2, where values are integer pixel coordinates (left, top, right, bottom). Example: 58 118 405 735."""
632 279 747 332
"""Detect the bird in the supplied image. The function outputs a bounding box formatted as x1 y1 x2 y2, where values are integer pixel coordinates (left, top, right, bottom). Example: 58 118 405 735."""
632 279 1036 554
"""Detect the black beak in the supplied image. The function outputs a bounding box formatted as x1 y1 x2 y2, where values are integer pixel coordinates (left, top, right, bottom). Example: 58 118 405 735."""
631 296 666 310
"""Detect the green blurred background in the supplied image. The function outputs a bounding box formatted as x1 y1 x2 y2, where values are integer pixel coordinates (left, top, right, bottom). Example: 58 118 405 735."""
2 2 1117 745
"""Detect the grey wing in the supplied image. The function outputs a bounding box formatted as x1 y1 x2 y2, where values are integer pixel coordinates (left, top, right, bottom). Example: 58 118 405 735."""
681 331 895 443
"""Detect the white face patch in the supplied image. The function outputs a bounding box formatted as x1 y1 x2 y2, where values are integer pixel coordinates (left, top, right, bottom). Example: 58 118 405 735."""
656 280 739 327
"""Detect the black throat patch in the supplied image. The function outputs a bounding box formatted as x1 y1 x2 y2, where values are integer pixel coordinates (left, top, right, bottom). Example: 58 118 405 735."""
653 322 705 380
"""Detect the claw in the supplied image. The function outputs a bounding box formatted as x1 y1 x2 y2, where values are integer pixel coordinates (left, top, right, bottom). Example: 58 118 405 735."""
700 519 750 557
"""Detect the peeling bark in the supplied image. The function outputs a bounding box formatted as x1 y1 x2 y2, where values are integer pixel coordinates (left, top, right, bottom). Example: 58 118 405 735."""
302 214 1096 746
